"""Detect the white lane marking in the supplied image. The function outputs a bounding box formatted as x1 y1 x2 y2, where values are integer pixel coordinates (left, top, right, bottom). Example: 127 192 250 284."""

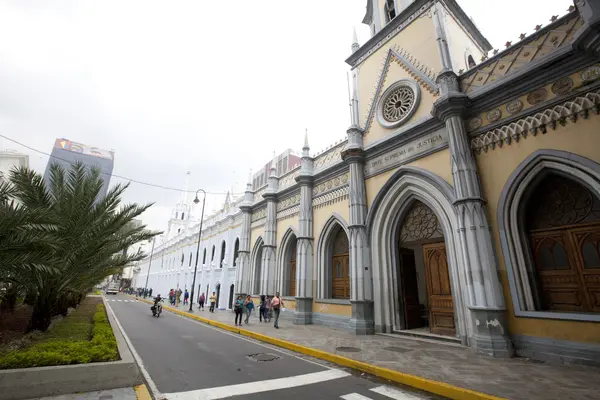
341 393 373 400
370 385 426 399
163 369 351 400
104 298 163 399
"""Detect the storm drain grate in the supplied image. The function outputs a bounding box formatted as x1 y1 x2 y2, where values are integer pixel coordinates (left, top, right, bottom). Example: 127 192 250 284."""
247 353 281 362
336 346 361 353
383 346 412 353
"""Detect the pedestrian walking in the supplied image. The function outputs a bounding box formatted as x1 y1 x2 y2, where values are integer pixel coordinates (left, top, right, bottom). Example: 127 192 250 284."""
209 292 216 312
169 289 175 306
198 293 205 310
234 296 243 326
244 295 254 324
149 288 153 298
272 292 283 329
176 288 182 307
183 289 189 305
259 295 266 322
265 295 271 322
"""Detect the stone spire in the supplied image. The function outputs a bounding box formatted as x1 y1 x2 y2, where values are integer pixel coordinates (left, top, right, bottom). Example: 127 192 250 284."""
351 28 360 53
302 129 310 157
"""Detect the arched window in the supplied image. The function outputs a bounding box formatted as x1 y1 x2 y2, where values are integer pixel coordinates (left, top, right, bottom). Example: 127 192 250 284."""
202 248 207 264
189 252 192 267
332 229 350 299
220 241 226 268
211 245 216 261
233 238 240 267
467 54 476 69
181 253 184 266
526 174 600 313
384 0 396 23
181 212 185 220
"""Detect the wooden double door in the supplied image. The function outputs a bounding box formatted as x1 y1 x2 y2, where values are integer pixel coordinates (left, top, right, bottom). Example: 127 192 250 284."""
530 223 600 312
398 242 455 336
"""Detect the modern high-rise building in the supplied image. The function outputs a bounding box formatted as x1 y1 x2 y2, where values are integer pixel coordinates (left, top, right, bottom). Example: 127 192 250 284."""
44 138 115 199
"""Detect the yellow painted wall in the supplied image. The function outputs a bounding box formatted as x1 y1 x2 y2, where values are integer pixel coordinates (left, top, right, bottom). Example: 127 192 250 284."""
313 302 352 316
442 6 486 73
357 10 439 128
477 116 600 343
365 148 453 208
249 226 265 250
363 60 439 146
276 218 299 247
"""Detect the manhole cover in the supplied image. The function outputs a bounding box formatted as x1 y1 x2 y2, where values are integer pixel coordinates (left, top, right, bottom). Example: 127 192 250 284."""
247 353 280 362
383 346 412 353
336 346 361 353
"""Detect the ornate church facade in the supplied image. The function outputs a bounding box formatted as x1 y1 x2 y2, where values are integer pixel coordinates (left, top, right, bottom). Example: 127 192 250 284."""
138 0 600 365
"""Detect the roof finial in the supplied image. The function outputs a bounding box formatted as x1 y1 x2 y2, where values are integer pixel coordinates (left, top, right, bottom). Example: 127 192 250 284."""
303 129 310 157
351 28 359 53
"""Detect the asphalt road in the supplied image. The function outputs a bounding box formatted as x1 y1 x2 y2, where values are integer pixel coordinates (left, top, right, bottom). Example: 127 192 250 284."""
106 294 441 400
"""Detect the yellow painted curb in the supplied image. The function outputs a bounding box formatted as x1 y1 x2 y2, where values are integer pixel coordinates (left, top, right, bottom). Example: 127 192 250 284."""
134 384 152 400
131 296 504 400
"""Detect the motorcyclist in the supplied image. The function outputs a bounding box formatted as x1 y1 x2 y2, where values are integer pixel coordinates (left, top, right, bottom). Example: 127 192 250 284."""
151 294 162 314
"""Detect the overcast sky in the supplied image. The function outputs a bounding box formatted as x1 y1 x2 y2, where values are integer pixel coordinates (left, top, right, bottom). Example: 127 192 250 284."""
0 0 572 233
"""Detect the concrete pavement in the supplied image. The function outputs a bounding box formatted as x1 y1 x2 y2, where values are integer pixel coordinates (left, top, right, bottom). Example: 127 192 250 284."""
106 295 442 399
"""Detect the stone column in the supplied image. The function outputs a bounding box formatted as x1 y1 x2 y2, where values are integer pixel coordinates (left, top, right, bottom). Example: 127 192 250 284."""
432 71 513 357
294 133 314 324
341 125 374 335
236 179 254 297
261 165 278 296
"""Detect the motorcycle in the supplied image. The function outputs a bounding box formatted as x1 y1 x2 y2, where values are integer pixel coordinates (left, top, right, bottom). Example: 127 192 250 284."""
151 299 163 318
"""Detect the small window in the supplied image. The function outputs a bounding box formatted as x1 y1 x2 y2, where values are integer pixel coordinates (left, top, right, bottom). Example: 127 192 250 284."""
189 252 192 266
467 55 476 69
233 238 240 267
178 228 181 234
385 0 396 23
203 248 207 264
211 245 215 261
181 212 185 220
220 241 226 268
181 253 184 266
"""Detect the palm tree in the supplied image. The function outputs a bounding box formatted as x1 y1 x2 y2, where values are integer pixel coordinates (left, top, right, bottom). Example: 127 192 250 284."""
8 162 160 331
0 181 57 312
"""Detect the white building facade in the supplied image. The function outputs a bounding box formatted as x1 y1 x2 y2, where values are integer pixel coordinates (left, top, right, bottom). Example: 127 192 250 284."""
135 194 243 310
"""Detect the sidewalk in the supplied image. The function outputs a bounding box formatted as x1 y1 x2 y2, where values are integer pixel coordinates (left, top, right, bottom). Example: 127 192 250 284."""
26 385 150 400
141 299 600 400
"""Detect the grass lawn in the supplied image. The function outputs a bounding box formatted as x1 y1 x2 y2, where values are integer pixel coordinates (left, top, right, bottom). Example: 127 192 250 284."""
0 297 119 369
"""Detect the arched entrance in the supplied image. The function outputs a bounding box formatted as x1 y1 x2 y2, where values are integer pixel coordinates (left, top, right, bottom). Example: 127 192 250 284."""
289 242 297 297
251 238 264 295
332 229 350 299
525 173 600 312
396 201 454 336
278 230 298 297
228 284 234 309
216 283 221 309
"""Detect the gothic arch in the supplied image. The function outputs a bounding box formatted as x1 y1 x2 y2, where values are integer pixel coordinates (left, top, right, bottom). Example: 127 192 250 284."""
276 227 298 297
498 149 600 322
316 213 350 299
367 166 468 339
250 237 264 295
233 237 240 267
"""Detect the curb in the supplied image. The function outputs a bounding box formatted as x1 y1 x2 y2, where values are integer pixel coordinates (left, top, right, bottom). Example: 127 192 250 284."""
132 296 504 400
134 384 152 400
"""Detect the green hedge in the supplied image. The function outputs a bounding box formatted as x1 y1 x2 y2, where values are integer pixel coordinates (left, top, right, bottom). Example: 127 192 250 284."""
0 303 119 369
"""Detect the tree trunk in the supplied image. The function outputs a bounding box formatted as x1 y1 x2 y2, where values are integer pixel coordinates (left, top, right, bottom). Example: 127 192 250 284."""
0 286 18 312
28 296 54 332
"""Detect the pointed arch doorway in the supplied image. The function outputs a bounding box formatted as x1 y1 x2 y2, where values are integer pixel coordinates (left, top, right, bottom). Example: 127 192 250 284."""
396 201 455 336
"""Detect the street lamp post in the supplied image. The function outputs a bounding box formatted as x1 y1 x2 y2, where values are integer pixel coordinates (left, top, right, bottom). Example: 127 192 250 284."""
189 189 206 312
143 237 156 295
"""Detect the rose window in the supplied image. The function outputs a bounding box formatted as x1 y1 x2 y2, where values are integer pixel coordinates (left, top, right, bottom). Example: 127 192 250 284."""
376 80 420 129
382 87 415 122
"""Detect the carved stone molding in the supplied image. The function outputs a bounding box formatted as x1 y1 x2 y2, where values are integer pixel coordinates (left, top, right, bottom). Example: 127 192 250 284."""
250 206 267 222
471 89 600 154
312 186 350 210
313 173 350 197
